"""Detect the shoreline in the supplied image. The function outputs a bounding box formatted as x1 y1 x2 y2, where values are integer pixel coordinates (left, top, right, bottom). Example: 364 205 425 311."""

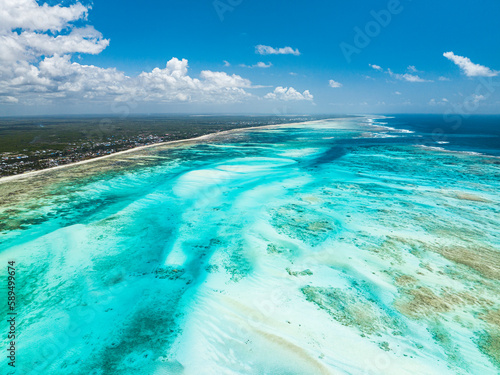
0 117 349 184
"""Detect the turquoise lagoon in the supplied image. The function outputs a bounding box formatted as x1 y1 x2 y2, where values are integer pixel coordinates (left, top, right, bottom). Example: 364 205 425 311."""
0 117 499 374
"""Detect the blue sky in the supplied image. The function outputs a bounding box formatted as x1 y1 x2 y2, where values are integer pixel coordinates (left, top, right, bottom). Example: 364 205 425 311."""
0 0 499 115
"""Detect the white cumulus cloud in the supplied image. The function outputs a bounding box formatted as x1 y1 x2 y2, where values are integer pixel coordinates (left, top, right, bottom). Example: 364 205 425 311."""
471 94 485 104
0 1 264 105
264 86 313 101
328 79 342 88
255 62 272 68
0 96 19 103
0 0 88 32
0 55 256 104
369 64 383 71
387 69 430 82
240 62 272 68
0 2 108 65
370 63 430 82
443 52 498 77
255 45 300 56
429 98 449 106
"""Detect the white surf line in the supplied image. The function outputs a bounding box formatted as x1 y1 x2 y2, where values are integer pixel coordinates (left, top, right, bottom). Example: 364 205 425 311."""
0 117 357 184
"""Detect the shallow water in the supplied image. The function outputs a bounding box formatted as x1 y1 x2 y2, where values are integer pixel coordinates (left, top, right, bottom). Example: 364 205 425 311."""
0 117 499 374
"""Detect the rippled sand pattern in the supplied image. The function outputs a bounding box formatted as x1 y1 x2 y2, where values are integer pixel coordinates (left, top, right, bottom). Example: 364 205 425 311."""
0 118 499 374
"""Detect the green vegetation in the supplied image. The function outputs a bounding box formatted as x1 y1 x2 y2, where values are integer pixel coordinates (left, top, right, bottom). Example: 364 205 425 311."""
0 115 334 176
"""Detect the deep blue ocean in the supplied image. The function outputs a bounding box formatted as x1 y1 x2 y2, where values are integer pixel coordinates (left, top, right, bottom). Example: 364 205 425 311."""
384 114 500 156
